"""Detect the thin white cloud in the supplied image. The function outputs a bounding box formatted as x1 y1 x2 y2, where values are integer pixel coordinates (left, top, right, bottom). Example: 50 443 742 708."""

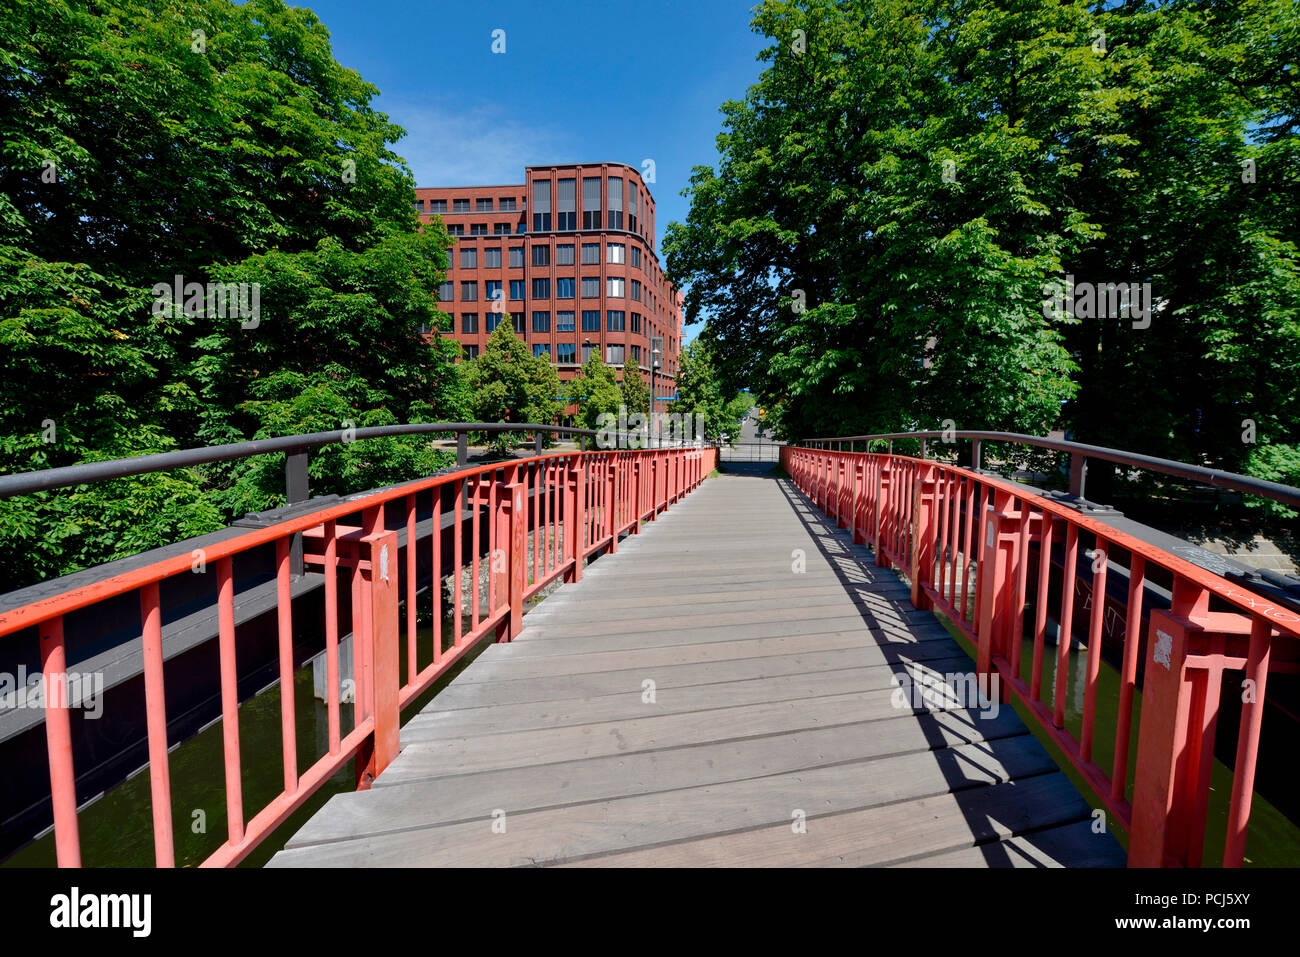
382 100 575 188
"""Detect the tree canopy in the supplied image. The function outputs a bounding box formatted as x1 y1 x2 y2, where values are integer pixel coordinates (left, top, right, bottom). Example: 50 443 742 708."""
0 0 462 586
665 0 1299 493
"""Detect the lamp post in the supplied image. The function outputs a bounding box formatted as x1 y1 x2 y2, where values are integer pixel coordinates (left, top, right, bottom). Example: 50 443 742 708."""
650 338 662 448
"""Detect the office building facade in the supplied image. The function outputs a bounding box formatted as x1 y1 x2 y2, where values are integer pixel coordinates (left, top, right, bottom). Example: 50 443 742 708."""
415 163 683 413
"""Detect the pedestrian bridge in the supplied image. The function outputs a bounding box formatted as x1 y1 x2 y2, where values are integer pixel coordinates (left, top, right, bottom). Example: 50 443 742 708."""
1 427 1297 868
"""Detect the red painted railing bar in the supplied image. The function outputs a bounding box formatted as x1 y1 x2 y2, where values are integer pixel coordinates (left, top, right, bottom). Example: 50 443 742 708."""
1224 615 1272 867
39 616 81 867
275 538 298 794
406 493 417 679
323 520 341 754
472 476 482 633
1031 516 1054 702
1111 552 1145 801
216 557 245 845
453 479 463 648
1010 505 1032 680
139 581 175 867
1080 536 1109 762
1053 523 1080 729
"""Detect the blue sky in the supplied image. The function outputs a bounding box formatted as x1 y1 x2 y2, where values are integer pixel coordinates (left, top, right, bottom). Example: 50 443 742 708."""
301 0 772 340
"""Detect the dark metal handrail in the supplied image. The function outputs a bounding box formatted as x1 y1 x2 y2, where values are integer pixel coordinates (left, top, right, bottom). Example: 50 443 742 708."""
0 422 677 502
801 430 1300 510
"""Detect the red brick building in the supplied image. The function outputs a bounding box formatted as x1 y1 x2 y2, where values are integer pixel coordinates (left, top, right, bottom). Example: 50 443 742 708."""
415 163 683 417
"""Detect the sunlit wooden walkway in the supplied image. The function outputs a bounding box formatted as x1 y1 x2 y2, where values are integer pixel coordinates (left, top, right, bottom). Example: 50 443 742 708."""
270 463 1125 867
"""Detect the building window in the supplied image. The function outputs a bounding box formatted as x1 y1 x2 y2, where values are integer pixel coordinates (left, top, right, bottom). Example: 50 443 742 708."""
511 312 525 333
462 345 479 359
447 224 465 236
557 178 576 231
581 243 600 265
606 344 625 365
486 312 501 333
460 248 477 269
533 343 550 358
556 310 575 331
509 279 525 300
631 246 642 269
413 199 425 213
461 281 478 301
629 188 639 234
607 176 623 230
581 343 596 363
461 313 478 333
532 277 550 299
476 198 493 212
532 245 550 267
484 247 502 269
494 223 511 234
470 223 487 236
607 310 625 332
556 277 575 299
509 246 524 269
556 342 576 363
499 197 517 211
607 277 625 298
453 198 470 213
631 312 641 333
429 199 448 213
532 311 550 332
631 344 641 364
438 281 453 301
532 180 551 231
556 244 575 266
516 222 527 233
607 243 625 264
485 279 502 303
581 310 601 332
630 279 642 301
581 276 601 298
582 176 601 230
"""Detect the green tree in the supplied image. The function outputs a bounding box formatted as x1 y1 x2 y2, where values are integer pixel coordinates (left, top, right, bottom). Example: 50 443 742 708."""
0 0 462 587
671 339 746 442
620 358 650 416
463 322 562 453
571 353 623 432
665 0 1300 478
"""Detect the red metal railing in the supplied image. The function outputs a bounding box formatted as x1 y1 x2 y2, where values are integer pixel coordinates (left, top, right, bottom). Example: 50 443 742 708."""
0 445 715 868
782 445 1300 867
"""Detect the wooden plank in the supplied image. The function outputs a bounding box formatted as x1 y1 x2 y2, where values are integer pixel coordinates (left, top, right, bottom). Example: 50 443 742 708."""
407 654 978 737
289 723 1042 847
561 773 1093 868
437 631 962 684
272 739 1056 866
421 639 971 710
889 819 1126 867
397 689 1021 774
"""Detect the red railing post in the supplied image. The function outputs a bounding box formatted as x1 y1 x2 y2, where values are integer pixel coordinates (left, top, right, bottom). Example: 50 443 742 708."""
974 487 1019 691
358 527 400 788
139 581 175 867
910 466 938 611
874 460 891 567
1129 582 1212 867
39 616 81 867
496 472 525 640
606 458 618 552
567 457 586 581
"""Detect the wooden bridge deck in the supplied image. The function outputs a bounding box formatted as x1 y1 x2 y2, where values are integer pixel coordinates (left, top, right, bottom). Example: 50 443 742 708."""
270 464 1126 867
